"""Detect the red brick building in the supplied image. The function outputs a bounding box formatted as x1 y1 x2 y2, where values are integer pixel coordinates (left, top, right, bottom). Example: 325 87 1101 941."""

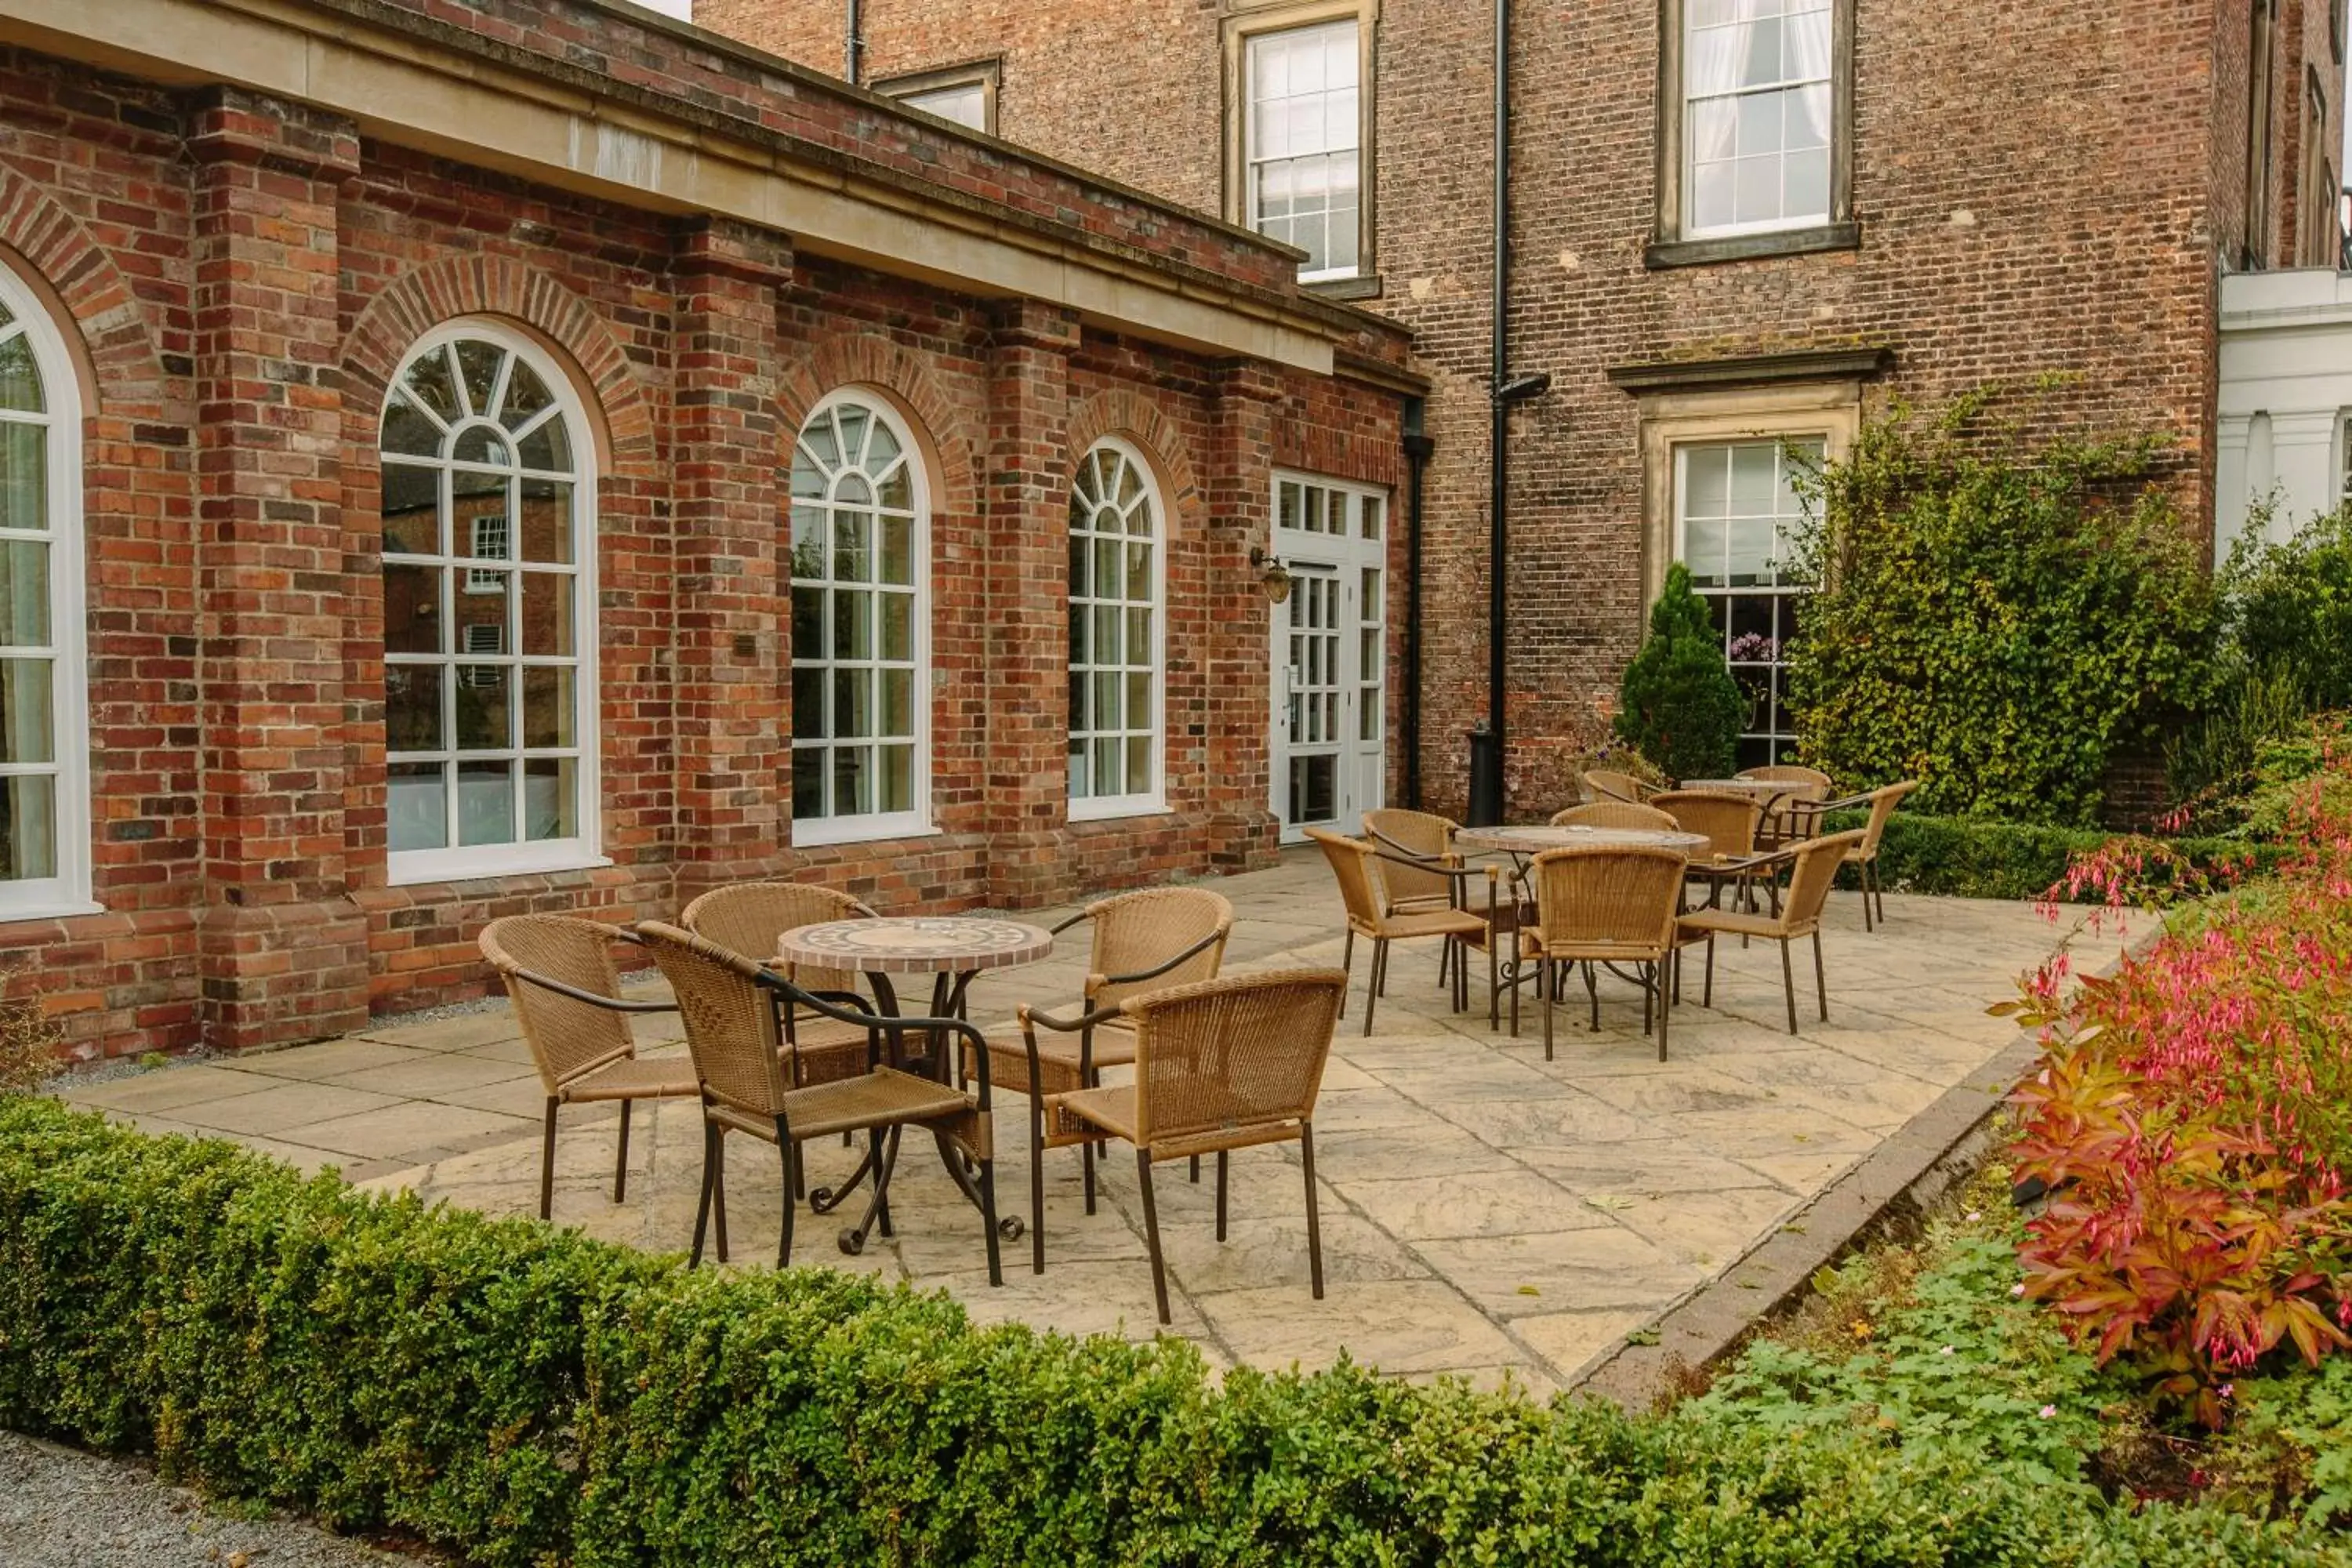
702 0 2349 810
0 0 1417 1058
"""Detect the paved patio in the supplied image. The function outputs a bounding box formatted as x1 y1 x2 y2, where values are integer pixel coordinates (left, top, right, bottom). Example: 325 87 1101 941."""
60 850 2121 1396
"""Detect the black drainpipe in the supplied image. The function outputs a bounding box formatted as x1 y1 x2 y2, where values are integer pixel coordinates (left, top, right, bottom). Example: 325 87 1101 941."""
845 0 865 84
1402 400 1433 810
1468 0 1513 828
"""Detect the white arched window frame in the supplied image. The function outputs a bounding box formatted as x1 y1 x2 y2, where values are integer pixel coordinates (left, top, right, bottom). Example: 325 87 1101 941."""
0 261 93 920
788 390 933 846
1067 437 1167 820
377 321 603 885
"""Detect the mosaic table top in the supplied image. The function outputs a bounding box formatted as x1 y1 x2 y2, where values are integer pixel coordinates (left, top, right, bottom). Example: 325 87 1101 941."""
774 916 1057 975
1456 825 1711 857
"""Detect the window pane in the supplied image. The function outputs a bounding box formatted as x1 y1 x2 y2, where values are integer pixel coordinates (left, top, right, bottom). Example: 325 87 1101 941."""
880 592 912 662
790 586 823 658
0 335 43 415
792 666 825 740
500 359 554 430
1682 517 1728 587
385 663 445 753
456 759 514 846
0 657 51 762
404 345 462 423
0 541 48 645
387 761 445 853
452 426 509 466
833 745 873 815
383 564 444 655
791 747 824 818
834 668 870 738
879 743 914 813
522 666 573 749
1126 735 1151 795
833 589 871 661
833 510 870 582
521 572 572 657
0 422 42 532
381 463 438 554
455 666 511 749
523 757 576 841
880 514 913 585
517 414 572 474
880 666 913 738
518 478 572 564
456 339 503 420
1126 670 1151 732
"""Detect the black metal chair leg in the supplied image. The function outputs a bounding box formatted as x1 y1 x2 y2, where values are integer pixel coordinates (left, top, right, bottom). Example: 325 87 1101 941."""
1657 955 1672 1062
1813 929 1829 1021
775 1120 795 1269
1301 1123 1324 1301
689 1118 717 1269
1859 859 1875 932
612 1098 631 1205
1780 938 1799 1035
539 1095 558 1222
1704 935 1716 1007
1584 960 1600 1032
977 1156 1004 1287
1215 1149 1229 1241
1083 1138 1097 1215
711 1127 730 1263
1136 1149 1171 1326
1541 956 1555 1061
1029 1097 1047 1275
1338 928 1353 1018
1189 1154 1200 1185
1362 940 1384 1036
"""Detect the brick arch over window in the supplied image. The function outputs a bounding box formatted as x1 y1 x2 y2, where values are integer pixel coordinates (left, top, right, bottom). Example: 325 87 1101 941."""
0 163 172 417
776 333 978 518
1066 390 1203 535
336 255 657 477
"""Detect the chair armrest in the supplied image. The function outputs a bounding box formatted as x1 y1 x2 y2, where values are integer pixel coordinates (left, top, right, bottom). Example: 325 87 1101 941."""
506 967 680 1014
1364 824 1462 868
757 971 997 1108
1095 926 1228 989
1048 909 1094 936
1366 843 1488 881
1018 1000 1127 1036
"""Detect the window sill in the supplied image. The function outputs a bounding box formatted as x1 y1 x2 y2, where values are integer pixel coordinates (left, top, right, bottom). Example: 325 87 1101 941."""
1304 272 1383 303
791 818 941 850
387 848 612 889
0 898 104 926
1069 800 1174 825
1645 222 1861 270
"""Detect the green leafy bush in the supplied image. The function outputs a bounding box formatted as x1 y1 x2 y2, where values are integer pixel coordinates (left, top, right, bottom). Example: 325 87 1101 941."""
1786 387 2220 826
2228 508 2352 714
1817 809 2280 902
2 1095 2345 1565
1614 562 1746 780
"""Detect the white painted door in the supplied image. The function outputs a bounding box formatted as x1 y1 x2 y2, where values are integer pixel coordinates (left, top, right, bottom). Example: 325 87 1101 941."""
1269 474 1388 842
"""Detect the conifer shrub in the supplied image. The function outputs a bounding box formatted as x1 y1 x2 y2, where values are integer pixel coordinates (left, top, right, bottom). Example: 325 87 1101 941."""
1613 561 1745 780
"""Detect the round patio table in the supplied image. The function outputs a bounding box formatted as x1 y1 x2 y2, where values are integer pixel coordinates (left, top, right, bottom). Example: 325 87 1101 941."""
775 916 1055 1255
1677 779 1825 847
1456 824 1710 857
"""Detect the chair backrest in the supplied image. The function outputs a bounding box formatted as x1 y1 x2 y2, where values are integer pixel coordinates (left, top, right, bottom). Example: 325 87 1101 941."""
681 881 870 999
1361 808 1457 912
1582 768 1650 804
1651 790 1762 860
1550 800 1678 831
636 922 790 1120
1526 845 1686 953
1779 831 1870 932
1122 969 1347 1147
1304 826 1385 932
1086 886 1234 1013
1857 781 1918 857
479 915 637 1094
1738 764 1834 793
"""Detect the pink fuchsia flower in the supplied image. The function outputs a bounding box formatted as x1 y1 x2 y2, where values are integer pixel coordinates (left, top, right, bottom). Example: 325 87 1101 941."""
2038 1405 2057 1420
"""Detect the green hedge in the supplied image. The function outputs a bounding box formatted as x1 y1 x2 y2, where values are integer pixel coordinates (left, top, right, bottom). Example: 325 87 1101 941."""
1 1095 2342 1566
1819 811 2289 903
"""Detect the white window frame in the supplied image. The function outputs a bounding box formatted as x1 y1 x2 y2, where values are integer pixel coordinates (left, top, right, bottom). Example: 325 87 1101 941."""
1225 2 1376 284
788 389 935 848
1680 0 1836 241
1671 435 1825 768
379 319 604 887
0 261 94 921
1068 436 1168 822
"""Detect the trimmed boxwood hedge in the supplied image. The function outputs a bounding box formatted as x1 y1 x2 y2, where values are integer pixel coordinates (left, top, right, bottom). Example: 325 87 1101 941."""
1819 811 2289 904
1 1094 2343 1566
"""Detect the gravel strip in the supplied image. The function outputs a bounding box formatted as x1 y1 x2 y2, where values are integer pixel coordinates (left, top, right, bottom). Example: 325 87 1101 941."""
0 1431 434 1566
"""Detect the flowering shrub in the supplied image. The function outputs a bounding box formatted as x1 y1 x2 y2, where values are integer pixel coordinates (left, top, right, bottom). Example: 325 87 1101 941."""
2008 749 2352 1425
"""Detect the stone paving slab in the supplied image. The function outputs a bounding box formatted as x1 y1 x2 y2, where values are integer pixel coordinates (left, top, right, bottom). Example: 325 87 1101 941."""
58 851 2124 1393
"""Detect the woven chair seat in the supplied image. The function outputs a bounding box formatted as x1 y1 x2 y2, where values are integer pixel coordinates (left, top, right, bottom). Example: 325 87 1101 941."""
708 1065 980 1145
1049 1083 1313 1163
1368 906 1487 941
1521 927 1674 964
984 1016 1136 1098
558 1051 700 1104
1679 906 1799 941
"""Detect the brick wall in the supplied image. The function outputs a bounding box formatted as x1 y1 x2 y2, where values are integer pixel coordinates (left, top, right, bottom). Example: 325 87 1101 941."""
0 27 1406 1058
702 0 2350 818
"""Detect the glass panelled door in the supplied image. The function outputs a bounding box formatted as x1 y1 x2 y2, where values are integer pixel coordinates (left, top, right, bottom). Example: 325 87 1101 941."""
1270 474 1389 840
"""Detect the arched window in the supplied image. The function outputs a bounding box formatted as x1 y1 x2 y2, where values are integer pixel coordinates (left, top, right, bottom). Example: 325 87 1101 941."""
1068 438 1163 817
0 261 89 918
789 392 928 842
378 324 598 883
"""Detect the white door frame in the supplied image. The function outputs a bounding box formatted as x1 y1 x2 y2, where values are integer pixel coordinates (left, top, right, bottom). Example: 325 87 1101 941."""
1268 471 1390 843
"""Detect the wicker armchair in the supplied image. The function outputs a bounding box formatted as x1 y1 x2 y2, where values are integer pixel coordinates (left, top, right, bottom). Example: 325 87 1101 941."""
636 921 1004 1282
680 881 879 1087
1043 969 1347 1324
994 887 1232 1273
1677 830 1867 1034
1305 826 1493 1033
1520 845 1688 1062
1550 800 1679 831
1361 808 1461 916
1737 765 1833 848
479 915 699 1222
1783 780 1918 931
1652 789 1768 909
1581 768 1658 804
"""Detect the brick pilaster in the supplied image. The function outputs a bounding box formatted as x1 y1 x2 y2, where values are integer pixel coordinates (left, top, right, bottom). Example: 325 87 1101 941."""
1206 359 1282 871
188 88 369 1051
671 218 793 903
983 299 1080 906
